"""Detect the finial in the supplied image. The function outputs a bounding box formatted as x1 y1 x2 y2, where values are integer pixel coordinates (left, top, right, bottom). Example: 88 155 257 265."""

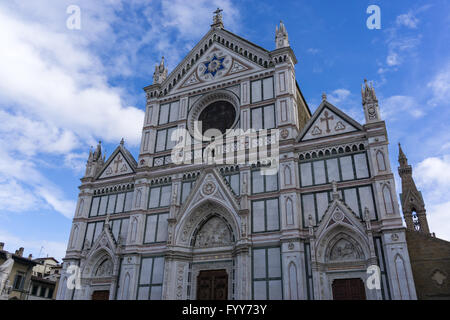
322 92 327 101
212 8 224 28
120 138 124 146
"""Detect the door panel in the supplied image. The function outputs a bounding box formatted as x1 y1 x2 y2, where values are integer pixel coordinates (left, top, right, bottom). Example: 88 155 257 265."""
197 269 228 300
332 278 366 300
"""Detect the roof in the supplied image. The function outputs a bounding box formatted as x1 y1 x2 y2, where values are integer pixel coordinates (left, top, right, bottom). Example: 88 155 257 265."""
33 257 59 264
0 250 37 266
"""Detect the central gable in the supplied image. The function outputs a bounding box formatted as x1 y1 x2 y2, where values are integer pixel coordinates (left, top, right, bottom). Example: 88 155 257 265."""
173 43 265 93
299 101 363 142
150 27 272 96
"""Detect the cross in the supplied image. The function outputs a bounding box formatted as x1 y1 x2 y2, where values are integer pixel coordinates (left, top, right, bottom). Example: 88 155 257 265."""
113 155 123 173
320 111 334 133
214 8 223 15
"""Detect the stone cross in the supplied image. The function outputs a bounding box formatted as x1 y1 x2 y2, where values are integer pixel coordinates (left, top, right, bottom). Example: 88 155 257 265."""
113 155 123 173
320 111 334 133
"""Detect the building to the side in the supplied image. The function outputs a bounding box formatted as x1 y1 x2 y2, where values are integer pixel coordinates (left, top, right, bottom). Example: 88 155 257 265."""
28 257 61 300
0 243 36 300
398 145 450 300
57 11 418 300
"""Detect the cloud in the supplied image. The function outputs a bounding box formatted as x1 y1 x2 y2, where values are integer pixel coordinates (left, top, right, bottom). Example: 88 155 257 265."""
327 89 351 105
396 12 419 29
427 62 450 107
0 229 68 261
414 155 450 241
380 95 424 120
307 48 320 55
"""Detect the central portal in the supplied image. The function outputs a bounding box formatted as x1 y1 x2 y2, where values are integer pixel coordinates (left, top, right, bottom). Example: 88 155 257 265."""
332 278 366 300
196 269 228 300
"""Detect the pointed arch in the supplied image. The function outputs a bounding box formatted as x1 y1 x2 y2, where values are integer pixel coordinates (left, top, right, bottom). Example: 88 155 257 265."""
285 197 294 225
394 254 412 299
77 199 84 217
135 189 142 208
121 272 131 300
283 165 292 186
288 262 299 299
382 184 394 215
70 224 79 249
376 150 386 171
130 217 138 243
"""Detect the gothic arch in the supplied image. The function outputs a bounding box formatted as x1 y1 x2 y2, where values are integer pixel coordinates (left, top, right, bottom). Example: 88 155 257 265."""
325 232 365 263
316 224 370 265
121 272 131 300
285 197 294 225
382 184 394 215
190 213 235 247
77 199 84 217
283 165 292 186
376 150 386 171
174 199 240 247
70 224 79 249
288 262 299 299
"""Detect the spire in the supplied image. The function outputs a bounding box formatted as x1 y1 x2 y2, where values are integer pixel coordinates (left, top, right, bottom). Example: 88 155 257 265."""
361 78 381 123
398 143 408 167
397 144 430 234
275 21 290 49
153 56 168 85
211 8 224 29
93 141 102 161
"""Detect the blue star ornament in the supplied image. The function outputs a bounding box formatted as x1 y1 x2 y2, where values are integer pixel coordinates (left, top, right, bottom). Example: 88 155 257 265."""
203 55 225 77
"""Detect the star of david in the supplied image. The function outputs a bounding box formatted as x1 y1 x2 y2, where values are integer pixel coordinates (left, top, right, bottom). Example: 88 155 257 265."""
203 55 225 77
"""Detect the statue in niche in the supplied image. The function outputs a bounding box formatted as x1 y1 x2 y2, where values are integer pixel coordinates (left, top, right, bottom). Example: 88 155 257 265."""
194 217 232 247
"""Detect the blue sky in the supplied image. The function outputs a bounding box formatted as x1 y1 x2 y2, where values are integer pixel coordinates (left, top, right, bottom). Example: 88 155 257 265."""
0 0 449 260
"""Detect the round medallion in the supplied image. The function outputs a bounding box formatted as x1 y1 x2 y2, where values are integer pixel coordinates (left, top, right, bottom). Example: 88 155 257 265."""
332 209 344 222
202 182 216 195
281 129 289 139
391 233 399 241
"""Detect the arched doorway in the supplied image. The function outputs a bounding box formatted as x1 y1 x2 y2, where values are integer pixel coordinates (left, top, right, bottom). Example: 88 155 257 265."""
189 213 235 300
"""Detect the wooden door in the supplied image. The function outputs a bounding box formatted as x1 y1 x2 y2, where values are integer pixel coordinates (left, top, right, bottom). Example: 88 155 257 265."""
197 269 228 300
332 278 366 300
91 290 110 300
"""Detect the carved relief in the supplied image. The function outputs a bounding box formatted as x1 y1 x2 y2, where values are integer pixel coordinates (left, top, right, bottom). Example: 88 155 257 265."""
95 258 113 277
329 239 360 261
194 217 232 248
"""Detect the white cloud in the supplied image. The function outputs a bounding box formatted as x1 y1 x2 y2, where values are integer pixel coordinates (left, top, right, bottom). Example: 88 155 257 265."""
381 95 424 120
427 62 450 107
396 12 419 29
414 155 450 241
0 229 68 261
327 89 351 105
427 201 450 241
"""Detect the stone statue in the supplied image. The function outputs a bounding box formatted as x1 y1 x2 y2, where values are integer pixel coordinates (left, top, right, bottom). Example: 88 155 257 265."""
0 253 14 295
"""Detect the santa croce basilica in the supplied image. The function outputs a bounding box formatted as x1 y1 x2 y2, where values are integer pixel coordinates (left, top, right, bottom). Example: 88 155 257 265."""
56 10 421 301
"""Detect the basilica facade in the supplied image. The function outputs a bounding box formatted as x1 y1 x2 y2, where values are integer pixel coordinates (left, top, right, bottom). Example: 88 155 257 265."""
57 12 417 300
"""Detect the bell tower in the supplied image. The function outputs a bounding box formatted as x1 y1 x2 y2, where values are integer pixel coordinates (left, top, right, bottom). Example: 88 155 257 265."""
398 143 430 234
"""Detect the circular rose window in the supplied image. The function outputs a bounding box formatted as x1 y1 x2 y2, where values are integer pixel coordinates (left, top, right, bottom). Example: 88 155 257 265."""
187 90 239 141
198 100 236 135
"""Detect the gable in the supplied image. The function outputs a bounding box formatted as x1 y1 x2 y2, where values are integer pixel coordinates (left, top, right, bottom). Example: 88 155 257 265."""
173 43 264 93
299 102 363 142
98 151 134 179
